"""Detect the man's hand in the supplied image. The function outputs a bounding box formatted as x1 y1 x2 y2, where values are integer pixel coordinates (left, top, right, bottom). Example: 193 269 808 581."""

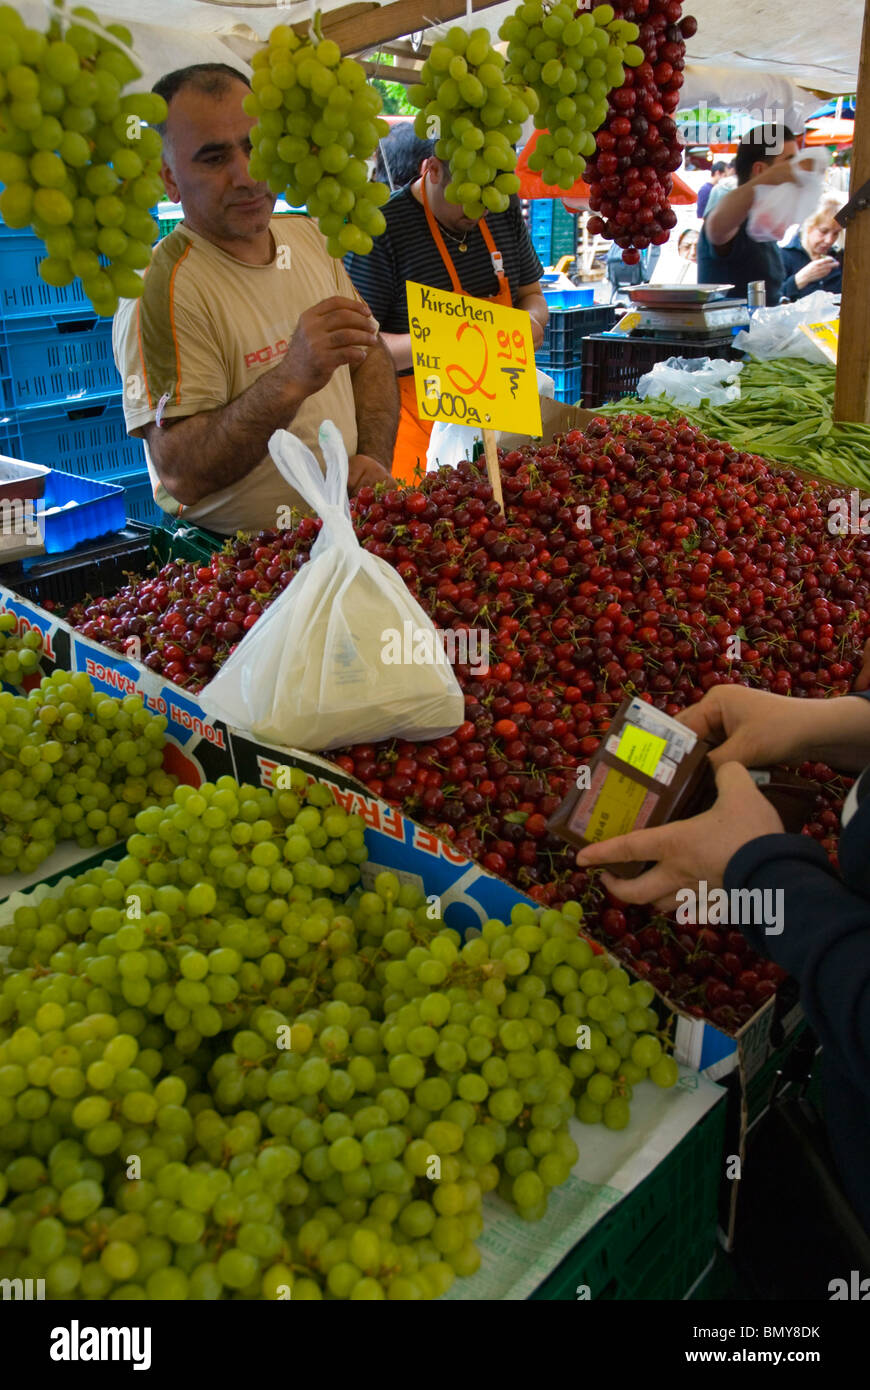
755 161 797 186
281 297 378 397
675 685 820 769
347 453 397 495
795 256 839 290
574 763 784 911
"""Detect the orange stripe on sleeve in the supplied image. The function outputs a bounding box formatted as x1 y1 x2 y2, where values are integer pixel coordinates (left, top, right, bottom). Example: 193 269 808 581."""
168 242 192 407
135 300 154 410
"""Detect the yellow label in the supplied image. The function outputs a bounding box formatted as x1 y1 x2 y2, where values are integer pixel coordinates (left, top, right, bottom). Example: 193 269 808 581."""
612 310 642 336
616 724 667 778
798 319 839 364
585 767 649 843
407 281 542 436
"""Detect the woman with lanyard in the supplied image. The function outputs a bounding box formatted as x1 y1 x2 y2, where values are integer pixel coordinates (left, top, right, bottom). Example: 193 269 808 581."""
345 152 549 485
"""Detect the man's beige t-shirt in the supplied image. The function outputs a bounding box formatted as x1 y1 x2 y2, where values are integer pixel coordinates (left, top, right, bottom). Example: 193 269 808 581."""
112 214 359 535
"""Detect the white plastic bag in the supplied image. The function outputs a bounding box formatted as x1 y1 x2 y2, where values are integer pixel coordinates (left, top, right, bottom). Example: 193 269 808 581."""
747 149 829 243
200 422 465 750
732 291 839 364
636 356 744 407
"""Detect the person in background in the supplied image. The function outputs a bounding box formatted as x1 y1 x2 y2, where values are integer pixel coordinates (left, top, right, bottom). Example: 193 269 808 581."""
827 148 851 194
704 158 738 216
573 683 870 1239
780 193 844 299
374 122 432 190
696 160 728 219
345 153 547 485
606 239 661 300
113 64 398 535
673 227 699 284
698 125 800 304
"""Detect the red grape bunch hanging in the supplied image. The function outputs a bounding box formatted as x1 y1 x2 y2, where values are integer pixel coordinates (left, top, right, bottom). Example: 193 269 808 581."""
585 0 697 263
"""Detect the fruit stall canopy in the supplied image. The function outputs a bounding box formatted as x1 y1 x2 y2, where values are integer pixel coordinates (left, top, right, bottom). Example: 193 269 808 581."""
21 0 861 95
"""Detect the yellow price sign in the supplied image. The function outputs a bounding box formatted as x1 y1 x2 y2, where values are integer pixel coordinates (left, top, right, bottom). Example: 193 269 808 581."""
798 319 839 364
407 281 542 437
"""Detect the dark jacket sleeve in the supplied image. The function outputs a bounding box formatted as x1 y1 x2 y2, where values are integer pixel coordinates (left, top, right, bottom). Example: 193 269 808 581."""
725 829 870 1103
779 242 808 300
724 688 870 1102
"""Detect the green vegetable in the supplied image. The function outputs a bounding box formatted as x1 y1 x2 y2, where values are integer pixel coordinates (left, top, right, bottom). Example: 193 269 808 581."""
597 359 870 490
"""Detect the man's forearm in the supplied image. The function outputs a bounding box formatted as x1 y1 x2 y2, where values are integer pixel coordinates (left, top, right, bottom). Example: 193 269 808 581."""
353 338 399 468
518 292 548 348
381 331 413 373
705 182 757 246
801 695 870 774
145 364 306 507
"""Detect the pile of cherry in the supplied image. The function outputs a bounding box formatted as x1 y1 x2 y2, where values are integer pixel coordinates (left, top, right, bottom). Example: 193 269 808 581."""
67 413 870 1032
586 0 696 263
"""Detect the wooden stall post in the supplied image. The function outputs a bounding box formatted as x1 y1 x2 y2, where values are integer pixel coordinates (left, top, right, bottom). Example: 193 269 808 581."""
482 429 505 513
833 0 870 424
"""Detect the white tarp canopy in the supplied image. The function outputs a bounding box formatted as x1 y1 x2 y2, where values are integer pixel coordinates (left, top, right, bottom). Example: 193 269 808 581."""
17 0 862 96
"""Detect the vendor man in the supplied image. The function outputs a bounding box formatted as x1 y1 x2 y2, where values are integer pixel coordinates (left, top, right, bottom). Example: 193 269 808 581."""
113 64 399 535
698 124 800 305
345 146 548 484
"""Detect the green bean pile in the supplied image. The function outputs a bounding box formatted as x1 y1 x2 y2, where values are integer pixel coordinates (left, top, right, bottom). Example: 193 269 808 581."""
597 358 870 489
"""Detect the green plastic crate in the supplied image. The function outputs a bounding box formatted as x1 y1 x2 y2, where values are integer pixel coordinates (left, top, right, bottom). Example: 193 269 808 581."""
743 1019 809 1126
154 522 224 566
530 1098 726 1300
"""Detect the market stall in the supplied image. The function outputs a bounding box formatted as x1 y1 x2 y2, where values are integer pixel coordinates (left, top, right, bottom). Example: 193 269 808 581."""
0 0 868 1322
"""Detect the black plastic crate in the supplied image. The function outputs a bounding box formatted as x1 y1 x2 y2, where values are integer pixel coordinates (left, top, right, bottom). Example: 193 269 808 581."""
0 523 220 609
580 332 741 409
537 304 618 369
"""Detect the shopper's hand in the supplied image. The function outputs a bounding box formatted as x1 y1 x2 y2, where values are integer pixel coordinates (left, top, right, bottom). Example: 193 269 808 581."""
674 685 821 769
347 453 397 494
574 763 784 910
795 257 839 289
282 297 379 396
755 159 801 187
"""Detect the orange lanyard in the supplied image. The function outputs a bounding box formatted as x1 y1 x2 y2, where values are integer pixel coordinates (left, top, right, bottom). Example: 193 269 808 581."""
420 177 513 307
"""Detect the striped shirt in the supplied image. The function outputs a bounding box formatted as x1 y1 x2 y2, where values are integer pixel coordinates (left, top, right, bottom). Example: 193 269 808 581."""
345 184 543 369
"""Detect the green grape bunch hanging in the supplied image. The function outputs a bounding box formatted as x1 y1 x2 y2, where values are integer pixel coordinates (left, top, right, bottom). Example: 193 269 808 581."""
500 1 642 192
245 21 391 258
408 26 539 221
0 3 167 318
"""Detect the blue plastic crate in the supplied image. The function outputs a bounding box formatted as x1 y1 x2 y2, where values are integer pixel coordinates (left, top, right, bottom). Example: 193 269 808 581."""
39 469 126 554
528 200 577 265
121 472 167 528
0 223 99 320
0 312 120 409
547 364 584 404
0 392 145 479
537 304 618 369
542 285 595 309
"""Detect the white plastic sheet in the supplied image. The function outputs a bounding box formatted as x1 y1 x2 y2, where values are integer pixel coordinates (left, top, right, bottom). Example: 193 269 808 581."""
636 356 744 407
732 291 839 365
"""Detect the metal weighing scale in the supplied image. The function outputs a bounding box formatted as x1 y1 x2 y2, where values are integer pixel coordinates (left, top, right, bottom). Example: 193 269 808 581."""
625 284 750 336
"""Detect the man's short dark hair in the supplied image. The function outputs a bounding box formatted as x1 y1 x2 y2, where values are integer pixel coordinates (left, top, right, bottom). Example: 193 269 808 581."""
711 160 728 175
375 124 435 188
152 63 251 139
735 125 795 185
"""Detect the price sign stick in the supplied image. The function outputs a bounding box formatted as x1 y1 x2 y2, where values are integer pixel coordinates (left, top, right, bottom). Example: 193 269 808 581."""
482 429 505 514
